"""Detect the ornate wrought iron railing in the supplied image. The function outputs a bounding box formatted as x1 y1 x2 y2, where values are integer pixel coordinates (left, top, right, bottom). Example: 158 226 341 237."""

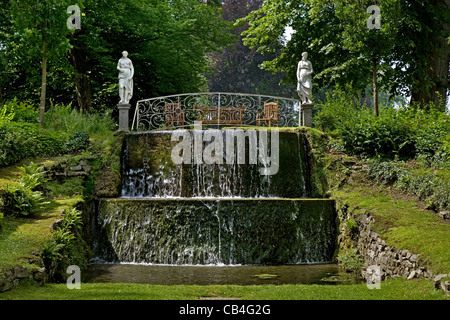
131 92 302 130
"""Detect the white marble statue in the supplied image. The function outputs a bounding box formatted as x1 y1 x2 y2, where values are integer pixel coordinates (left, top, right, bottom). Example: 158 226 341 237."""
117 51 134 104
296 52 313 104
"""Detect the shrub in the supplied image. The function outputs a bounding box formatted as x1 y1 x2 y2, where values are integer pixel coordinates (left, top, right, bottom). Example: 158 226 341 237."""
315 89 450 162
0 104 15 122
0 101 115 167
367 161 450 211
314 88 363 135
1 99 38 123
1 163 48 216
2 184 47 216
44 102 115 137
339 107 417 159
40 208 87 280
0 121 68 166
337 246 364 273
0 210 4 233
346 218 359 236
64 131 90 152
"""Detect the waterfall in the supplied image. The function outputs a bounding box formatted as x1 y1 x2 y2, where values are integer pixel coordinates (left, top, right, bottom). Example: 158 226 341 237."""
92 198 337 265
92 129 337 265
121 130 311 199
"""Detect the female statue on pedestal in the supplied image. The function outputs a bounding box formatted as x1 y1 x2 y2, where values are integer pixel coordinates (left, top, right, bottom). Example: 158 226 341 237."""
296 52 313 104
118 51 134 104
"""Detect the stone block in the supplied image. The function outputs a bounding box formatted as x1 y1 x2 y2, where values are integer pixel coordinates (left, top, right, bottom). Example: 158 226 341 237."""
118 103 131 132
442 281 450 292
434 274 448 290
67 171 89 177
407 270 417 280
438 211 449 220
13 266 28 279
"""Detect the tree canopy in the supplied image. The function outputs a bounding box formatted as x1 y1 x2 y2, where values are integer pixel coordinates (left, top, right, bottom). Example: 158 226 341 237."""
240 0 450 110
0 0 448 115
0 0 234 113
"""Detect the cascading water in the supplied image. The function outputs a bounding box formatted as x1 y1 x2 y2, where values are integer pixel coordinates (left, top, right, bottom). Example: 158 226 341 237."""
121 130 311 198
91 129 337 265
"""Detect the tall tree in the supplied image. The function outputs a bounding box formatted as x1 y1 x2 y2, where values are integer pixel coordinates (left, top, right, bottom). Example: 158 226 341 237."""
326 0 401 116
389 0 450 108
11 0 73 125
241 0 450 110
66 0 234 111
2 0 234 113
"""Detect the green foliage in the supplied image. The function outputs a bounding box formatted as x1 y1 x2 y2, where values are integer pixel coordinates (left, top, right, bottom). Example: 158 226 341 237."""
345 218 359 235
44 103 115 137
241 0 449 108
367 161 450 211
40 240 65 263
64 131 90 152
0 104 15 122
337 246 364 273
0 102 113 167
313 88 364 135
1 99 38 123
1 0 235 110
40 208 88 278
1 163 48 216
44 178 85 199
18 162 47 189
0 208 4 233
315 90 450 161
0 121 66 166
339 107 417 159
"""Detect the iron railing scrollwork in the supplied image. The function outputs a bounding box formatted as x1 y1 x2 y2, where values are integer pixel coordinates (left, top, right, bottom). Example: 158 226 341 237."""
131 92 302 131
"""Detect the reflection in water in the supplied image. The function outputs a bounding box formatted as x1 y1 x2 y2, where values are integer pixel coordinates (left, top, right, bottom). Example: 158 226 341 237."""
83 263 361 286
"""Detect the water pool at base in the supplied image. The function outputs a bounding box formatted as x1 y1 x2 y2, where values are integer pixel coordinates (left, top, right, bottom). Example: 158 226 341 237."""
83 263 362 286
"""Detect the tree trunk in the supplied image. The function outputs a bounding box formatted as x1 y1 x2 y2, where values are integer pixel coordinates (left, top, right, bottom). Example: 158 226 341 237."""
372 57 379 117
411 41 449 109
39 40 48 126
69 46 92 113
410 0 449 110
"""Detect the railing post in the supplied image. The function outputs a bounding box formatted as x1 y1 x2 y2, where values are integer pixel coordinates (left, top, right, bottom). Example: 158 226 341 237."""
218 92 221 127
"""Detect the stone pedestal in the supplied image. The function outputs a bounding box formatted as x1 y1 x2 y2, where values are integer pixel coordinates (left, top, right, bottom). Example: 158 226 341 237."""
117 103 131 132
300 103 314 127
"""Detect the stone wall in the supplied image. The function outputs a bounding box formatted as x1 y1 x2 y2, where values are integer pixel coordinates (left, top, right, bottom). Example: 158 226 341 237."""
45 158 92 180
355 212 433 281
345 210 449 292
0 265 46 292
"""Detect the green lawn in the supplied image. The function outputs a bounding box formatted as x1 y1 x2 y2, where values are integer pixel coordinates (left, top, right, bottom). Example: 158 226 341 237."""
333 171 450 275
0 278 447 300
0 198 82 271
